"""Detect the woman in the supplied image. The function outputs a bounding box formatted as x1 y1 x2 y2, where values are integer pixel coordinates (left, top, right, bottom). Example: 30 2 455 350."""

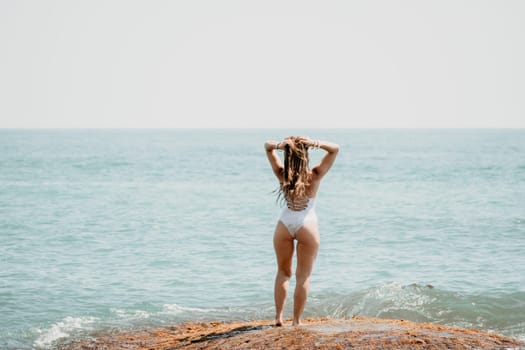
264 136 339 326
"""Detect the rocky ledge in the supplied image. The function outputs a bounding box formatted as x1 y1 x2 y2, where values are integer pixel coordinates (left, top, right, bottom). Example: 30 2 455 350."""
58 316 524 350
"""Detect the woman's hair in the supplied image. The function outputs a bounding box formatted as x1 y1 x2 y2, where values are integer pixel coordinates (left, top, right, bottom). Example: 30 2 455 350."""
277 136 312 208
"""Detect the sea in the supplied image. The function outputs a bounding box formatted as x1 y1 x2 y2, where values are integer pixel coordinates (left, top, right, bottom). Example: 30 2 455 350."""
1 128 524 349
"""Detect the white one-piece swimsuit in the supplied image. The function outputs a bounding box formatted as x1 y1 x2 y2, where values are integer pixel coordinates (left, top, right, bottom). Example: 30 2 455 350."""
278 198 318 238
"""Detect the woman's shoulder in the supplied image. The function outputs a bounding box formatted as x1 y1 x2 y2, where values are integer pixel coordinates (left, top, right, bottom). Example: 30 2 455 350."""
309 168 323 180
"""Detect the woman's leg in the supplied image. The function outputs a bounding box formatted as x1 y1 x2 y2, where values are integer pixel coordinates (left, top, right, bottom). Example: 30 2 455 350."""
273 221 294 326
293 224 320 326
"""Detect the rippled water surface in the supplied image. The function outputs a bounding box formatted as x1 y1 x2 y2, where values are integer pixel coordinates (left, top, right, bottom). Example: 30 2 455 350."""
1 129 524 348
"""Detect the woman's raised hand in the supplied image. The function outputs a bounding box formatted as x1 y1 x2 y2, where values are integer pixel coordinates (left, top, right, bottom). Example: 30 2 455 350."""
304 138 319 149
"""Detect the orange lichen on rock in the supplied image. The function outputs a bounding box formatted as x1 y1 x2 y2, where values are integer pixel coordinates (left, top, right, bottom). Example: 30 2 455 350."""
57 316 525 350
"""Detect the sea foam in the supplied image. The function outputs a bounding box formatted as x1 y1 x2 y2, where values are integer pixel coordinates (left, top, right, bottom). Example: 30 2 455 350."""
34 316 97 349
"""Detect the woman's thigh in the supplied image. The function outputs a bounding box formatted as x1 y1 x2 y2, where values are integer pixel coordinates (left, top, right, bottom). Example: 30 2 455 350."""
295 224 320 277
273 221 295 273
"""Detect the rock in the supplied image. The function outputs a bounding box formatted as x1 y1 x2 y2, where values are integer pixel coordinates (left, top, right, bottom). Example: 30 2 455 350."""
57 316 525 350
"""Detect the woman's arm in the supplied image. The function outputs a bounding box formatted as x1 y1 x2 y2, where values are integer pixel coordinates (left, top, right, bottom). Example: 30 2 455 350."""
310 140 340 179
264 140 284 180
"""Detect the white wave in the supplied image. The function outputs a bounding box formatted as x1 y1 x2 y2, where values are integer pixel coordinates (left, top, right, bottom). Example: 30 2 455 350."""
349 282 436 318
110 308 151 319
161 303 221 315
34 316 97 349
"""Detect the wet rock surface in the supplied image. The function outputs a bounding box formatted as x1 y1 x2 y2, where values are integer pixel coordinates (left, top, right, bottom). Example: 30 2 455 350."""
57 316 525 350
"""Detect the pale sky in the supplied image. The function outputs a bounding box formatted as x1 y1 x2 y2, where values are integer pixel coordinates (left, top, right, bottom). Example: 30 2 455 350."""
1 1 524 128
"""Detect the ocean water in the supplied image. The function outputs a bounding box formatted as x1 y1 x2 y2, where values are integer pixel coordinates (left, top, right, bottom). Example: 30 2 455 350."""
1 128 524 349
